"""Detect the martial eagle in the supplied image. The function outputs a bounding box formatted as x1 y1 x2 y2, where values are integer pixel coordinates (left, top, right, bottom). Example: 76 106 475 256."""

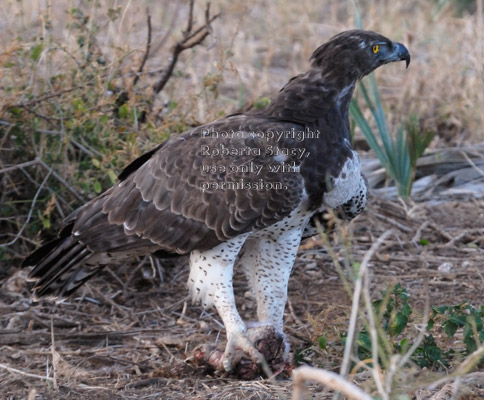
24 30 410 372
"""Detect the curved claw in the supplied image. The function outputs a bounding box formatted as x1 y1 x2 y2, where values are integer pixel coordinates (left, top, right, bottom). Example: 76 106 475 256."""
193 324 291 379
223 329 266 373
247 325 288 360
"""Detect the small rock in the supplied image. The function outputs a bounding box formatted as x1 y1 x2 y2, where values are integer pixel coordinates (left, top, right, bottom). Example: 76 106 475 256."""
438 262 453 272
304 262 317 270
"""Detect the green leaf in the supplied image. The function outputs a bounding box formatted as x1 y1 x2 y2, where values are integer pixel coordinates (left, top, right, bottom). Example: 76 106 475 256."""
42 216 51 229
426 345 443 362
448 314 467 327
402 303 412 319
73 98 86 112
317 336 327 351
419 238 429 245
253 97 271 110
406 115 435 168
77 35 85 48
118 104 129 119
92 158 100 168
9 107 22 117
93 180 102 193
107 169 118 184
443 320 458 337
399 338 411 353
350 75 432 199
350 98 389 168
30 44 43 61
433 305 448 315
167 100 178 111
389 312 408 336
357 332 372 352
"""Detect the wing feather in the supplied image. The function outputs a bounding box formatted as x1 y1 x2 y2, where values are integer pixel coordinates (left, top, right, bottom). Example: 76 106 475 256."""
94 116 305 254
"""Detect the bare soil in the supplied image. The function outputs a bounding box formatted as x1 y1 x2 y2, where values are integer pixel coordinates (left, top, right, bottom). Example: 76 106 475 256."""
1 196 483 399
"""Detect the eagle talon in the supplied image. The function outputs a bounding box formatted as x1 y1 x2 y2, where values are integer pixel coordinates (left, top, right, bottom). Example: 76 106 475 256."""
222 357 233 372
222 329 266 373
246 325 289 362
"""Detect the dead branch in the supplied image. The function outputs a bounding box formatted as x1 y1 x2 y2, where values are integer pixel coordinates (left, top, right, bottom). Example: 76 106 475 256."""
152 0 220 95
50 319 59 390
2 86 83 113
292 366 373 400
19 167 70 214
0 170 51 248
0 159 40 174
0 362 54 383
133 12 152 87
36 157 85 202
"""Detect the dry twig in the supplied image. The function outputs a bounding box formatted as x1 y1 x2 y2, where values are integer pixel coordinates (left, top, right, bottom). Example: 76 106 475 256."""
362 272 387 400
0 159 40 174
36 157 85 202
133 12 152 87
3 86 82 112
0 362 54 383
153 0 220 94
0 170 51 248
339 229 394 381
292 366 373 400
50 319 59 390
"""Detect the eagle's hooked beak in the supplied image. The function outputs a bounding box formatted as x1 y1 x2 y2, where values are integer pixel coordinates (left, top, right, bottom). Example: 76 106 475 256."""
393 42 411 68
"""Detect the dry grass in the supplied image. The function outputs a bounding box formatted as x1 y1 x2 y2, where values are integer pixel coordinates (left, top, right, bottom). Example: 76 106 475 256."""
1 0 483 134
1 0 484 399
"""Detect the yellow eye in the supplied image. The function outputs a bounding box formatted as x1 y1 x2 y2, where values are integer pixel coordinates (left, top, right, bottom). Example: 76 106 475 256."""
372 44 379 54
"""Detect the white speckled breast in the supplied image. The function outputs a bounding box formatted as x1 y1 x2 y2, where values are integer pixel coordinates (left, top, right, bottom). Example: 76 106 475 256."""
323 150 362 208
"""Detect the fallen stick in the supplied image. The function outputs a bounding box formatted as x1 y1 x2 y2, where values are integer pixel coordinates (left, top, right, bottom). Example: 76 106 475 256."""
292 366 373 400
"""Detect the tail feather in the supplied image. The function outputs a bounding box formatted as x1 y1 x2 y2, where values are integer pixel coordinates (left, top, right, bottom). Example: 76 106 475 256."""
33 247 90 298
23 236 67 271
24 195 114 300
59 266 101 298
24 188 178 300
25 229 94 300
27 238 78 281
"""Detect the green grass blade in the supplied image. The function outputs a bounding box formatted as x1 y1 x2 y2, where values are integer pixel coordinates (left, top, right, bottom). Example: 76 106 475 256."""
363 78 395 162
349 99 389 168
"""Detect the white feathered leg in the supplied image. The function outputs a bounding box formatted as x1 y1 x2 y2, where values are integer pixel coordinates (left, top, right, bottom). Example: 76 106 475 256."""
238 224 306 361
188 234 265 371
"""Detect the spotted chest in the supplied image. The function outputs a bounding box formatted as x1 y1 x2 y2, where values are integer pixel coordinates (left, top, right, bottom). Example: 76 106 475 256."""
339 175 368 219
302 150 368 237
323 149 363 209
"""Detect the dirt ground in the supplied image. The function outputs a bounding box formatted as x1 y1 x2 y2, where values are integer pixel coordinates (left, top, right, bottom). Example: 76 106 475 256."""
1 196 483 399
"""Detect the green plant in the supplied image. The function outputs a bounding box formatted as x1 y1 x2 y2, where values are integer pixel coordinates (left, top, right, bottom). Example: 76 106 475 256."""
350 83 434 199
428 303 484 355
342 283 419 367
338 284 484 370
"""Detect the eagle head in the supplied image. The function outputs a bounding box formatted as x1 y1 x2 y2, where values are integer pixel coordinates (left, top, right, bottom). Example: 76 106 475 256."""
310 29 410 82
